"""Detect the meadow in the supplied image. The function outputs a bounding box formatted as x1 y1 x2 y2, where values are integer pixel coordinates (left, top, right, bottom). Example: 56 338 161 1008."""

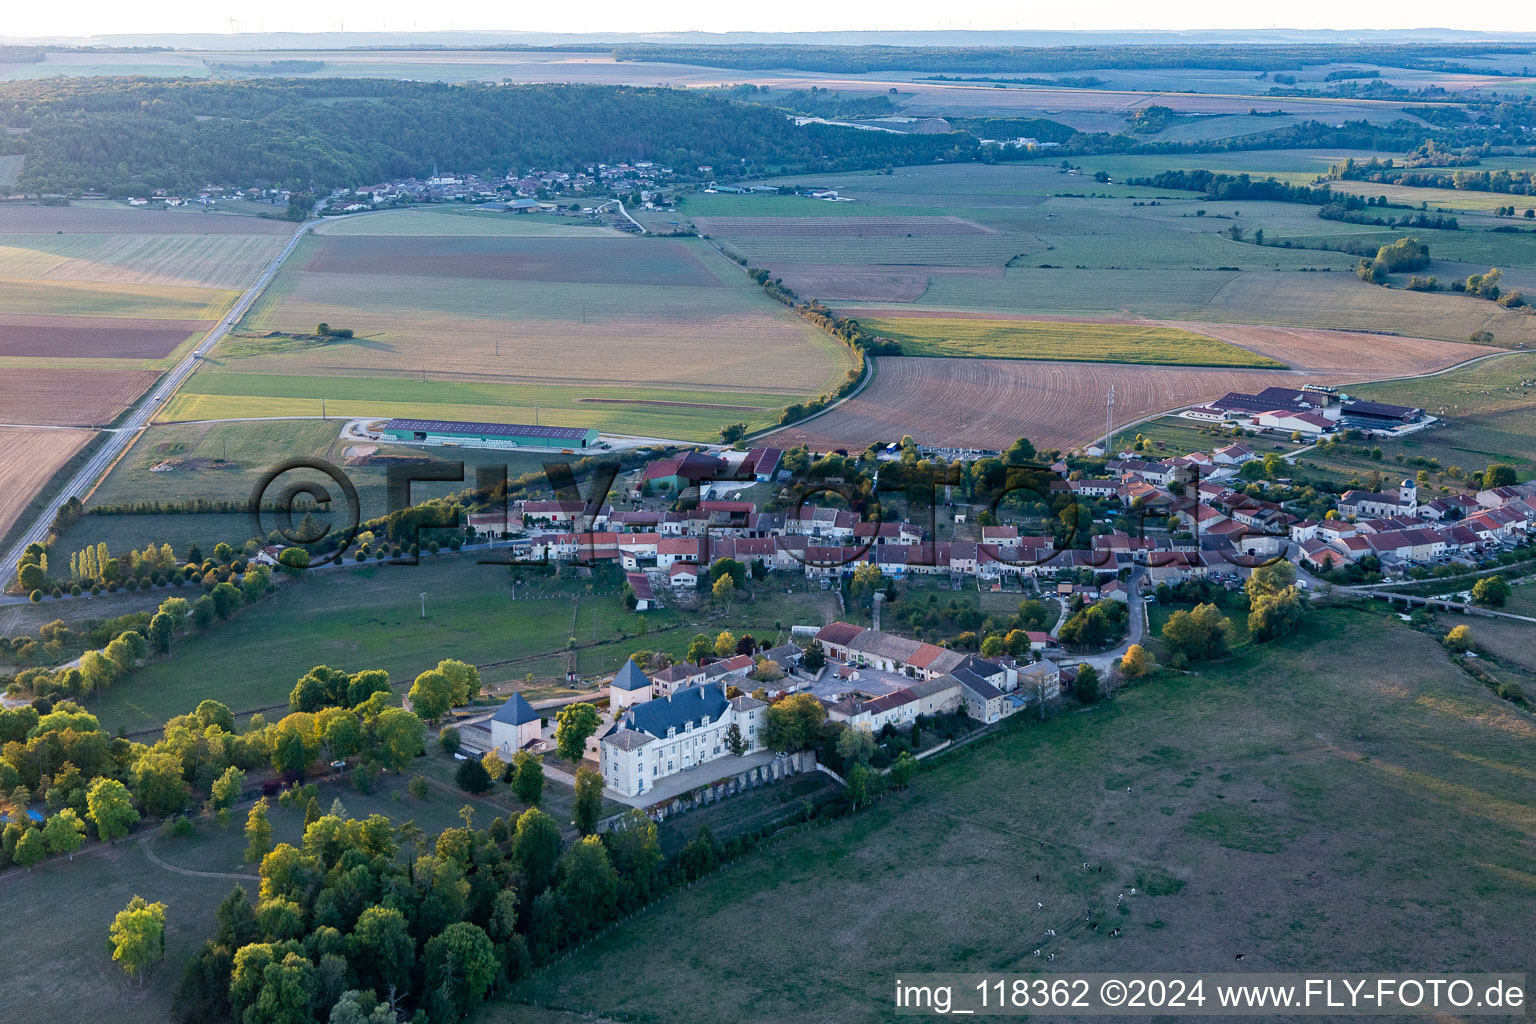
501 607 1536 1022
863 315 1285 367
68 553 840 737
168 209 855 440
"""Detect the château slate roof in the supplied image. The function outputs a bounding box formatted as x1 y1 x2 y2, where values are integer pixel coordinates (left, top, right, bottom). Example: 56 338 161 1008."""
491 693 539 726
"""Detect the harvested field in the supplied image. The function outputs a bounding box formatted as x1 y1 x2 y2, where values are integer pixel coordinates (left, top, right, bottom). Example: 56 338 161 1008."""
0 368 160 426
0 313 202 359
1157 321 1501 377
307 235 723 286
0 232 290 290
771 264 1000 303
864 315 1284 367
693 215 997 237
0 203 292 235
771 356 1346 452
0 426 93 540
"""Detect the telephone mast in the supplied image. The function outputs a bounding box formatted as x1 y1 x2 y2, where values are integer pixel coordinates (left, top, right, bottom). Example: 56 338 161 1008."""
1104 386 1116 455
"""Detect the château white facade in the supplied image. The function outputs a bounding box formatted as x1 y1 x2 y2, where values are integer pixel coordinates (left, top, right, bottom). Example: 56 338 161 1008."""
599 682 767 797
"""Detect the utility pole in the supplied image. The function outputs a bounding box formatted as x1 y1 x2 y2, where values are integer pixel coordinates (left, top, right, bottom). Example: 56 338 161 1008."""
321 398 326 421
420 593 426 619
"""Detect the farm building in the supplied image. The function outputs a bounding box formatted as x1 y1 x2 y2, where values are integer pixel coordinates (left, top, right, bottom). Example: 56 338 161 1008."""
1340 399 1422 428
490 693 542 754
378 418 597 449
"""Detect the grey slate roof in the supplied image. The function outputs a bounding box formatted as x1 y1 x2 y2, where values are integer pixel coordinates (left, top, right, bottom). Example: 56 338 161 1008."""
604 729 651 751
623 682 729 739
491 693 539 726
610 659 652 692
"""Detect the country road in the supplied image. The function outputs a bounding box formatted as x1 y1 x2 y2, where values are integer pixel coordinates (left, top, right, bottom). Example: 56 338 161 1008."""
0 217 314 586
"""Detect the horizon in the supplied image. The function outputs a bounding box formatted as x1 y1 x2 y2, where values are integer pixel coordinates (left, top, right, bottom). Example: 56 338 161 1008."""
7 9 1536 45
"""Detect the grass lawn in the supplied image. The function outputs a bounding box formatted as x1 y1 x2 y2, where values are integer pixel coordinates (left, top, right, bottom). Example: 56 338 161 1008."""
864 316 1285 368
77 560 842 737
495 605 1536 1023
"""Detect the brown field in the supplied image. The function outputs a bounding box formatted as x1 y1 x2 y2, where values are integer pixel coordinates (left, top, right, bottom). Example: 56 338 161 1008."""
0 313 202 359
0 204 293 235
692 215 998 237
771 264 1001 302
306 235 724 286
0 368 161 426
0 426 94 540
771 356 1353 452
1157 321 1501 377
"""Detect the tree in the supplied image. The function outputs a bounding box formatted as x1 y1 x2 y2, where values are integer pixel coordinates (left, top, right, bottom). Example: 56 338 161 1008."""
148 612 174 655
835 727 875 767
685 633 712 664
423 922 498 1021
719 422 748 444
602 809 661 902
133 750 190 817
13 827 46 870
762 692 827 751
1160 603 1234 663
511 807 563 894
1444 625 1474 654
712 630 737 660
407 669 453 723
803 639 826 672
573 765 604 836
210 581 242 619
556 835 620 936
455 756 491 794
349 906 414 998
980 634 1006 658
43 807 85 860
1471 576 1511 608
87 777 139 844
373 707 425 771
480 748 505 787
1074 664 1101 705
844 761 870 809
889 750 918 788
711 573 735 607
110 895 166 986
435 658 481 706
1248 587 1307 643
1245 560 1298 601
724 722 749 756
1120 643 1151 678
244 798 274 864
848 562 884 607
555 702 601 761
1004 436 1037 464
511 750 544 805
1482 464 1517 489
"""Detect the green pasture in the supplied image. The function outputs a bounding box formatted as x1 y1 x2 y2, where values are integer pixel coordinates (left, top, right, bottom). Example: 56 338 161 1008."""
865 316 1284 367
501 607 1536 1023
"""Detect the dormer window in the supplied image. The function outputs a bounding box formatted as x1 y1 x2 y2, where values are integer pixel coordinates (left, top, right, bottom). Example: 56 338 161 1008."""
667 727 675 738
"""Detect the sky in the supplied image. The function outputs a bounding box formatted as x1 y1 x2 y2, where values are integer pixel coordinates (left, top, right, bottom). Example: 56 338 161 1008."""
7 1 1536 39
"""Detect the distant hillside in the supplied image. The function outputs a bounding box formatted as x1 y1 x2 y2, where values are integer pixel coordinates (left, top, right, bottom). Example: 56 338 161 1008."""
1 79 970 194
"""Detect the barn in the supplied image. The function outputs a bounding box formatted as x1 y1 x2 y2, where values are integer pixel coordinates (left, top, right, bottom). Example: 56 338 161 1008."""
378 418 598 449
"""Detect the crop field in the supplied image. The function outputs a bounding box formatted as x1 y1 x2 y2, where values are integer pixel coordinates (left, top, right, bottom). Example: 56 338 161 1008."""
1325 179 1536 213
1151 321 1499 377
693 165 1536 346
770 356 1341 452
0 313 203 359
168 219 854 440
505 609 1536 1023
0 427 94 541
862 315 1285 367
0 367 160 426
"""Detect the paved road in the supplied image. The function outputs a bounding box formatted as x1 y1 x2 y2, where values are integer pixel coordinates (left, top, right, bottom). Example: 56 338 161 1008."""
0 219 313 586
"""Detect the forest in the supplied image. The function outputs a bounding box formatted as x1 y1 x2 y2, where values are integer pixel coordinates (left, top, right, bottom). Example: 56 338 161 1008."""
0 79 968 194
